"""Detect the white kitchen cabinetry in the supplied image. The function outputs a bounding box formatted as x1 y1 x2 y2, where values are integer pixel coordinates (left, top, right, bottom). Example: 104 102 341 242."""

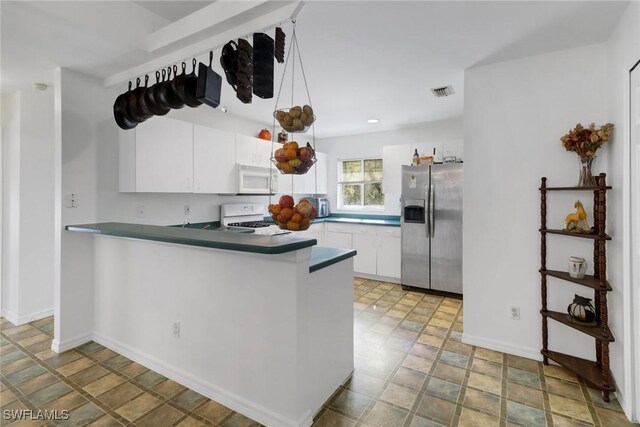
236 135 272 169
193 125 235 194
126 117 194 193
296 223 325 246
325 230 352 250
120 118 269 194
324 223 401 280
377 234 402 279
278 152 328 195
352 234 377 275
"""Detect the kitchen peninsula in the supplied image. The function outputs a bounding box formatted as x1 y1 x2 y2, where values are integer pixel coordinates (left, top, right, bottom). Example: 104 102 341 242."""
55 223 356 427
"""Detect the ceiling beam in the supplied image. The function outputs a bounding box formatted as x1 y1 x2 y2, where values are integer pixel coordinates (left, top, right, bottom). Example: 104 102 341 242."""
145 1 270 52
104 1 303 88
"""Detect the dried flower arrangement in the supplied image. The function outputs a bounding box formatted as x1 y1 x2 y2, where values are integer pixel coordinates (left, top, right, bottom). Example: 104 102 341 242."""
560 123 614 157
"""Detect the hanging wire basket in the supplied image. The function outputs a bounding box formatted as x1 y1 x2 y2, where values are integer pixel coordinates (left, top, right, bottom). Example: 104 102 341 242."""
267 20 321 233
271 141 317 174
269 20 317 176
274 107 316 133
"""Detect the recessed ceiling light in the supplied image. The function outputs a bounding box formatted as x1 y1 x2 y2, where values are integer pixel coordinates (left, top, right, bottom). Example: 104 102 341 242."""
367 118 379 123
220 106 228 113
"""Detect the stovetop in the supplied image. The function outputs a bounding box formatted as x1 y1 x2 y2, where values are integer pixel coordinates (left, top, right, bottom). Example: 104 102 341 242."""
227 221 274 229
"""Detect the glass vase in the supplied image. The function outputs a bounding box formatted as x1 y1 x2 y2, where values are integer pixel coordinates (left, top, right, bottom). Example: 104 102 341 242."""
577 155 597 187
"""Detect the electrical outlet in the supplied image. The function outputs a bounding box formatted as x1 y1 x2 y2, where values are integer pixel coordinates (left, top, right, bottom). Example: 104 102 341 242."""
65 193 77 208
184 204 190 215
510 306 521 320
173 322 180 338
137 206 145 218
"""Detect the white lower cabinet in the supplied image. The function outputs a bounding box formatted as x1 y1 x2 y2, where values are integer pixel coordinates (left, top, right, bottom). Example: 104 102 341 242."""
352 234 377 275
377 235 402 278
296 223 324 246
325 231 352 250
323 223 401 280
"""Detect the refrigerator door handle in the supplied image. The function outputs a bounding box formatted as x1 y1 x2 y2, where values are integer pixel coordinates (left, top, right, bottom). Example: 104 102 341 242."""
426 186 431 238
430 184 435 237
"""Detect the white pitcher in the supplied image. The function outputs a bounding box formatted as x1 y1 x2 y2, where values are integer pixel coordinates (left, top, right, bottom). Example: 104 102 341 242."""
568 256 587 279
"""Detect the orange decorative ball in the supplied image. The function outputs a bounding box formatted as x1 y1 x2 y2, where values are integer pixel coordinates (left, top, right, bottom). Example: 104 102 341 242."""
258 129 271 141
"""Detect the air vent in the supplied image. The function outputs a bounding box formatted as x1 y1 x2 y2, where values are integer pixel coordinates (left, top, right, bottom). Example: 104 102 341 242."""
431 85 455 98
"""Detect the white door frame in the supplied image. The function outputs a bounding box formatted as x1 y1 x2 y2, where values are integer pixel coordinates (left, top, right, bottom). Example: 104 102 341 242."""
629 59 640 422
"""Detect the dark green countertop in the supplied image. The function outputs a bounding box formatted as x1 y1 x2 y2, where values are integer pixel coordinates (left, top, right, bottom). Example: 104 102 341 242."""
309 247 357 273
65 222 316 255
265 213 401 227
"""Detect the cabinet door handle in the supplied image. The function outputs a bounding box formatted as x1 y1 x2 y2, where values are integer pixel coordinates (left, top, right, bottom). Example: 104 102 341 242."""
186 178 192 191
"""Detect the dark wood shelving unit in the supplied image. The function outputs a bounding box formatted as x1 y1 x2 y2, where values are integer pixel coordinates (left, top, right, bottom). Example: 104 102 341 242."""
540 174 615 402
540 310 614 341
542 350 616 391
540 269 611 291
540 186 612 191
540 228 612 240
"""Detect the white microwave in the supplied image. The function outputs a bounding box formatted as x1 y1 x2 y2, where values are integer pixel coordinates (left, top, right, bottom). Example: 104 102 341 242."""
236 164 278 195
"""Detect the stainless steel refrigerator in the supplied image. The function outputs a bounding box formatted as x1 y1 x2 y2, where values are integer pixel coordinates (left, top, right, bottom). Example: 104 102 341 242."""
401 163 463 294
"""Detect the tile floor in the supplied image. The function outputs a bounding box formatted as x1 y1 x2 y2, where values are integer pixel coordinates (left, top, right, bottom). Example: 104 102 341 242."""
0 279 635 426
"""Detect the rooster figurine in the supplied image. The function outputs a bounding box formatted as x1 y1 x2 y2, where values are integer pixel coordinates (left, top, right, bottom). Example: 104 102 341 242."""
565 201 589 232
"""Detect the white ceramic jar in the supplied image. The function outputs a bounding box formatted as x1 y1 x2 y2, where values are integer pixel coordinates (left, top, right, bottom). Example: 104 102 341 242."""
568 256 587 279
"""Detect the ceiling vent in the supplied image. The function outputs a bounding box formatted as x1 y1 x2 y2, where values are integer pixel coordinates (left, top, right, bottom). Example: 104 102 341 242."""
431 85 455 98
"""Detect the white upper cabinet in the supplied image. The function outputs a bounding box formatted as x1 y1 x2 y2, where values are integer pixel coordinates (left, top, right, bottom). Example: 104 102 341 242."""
134 117 194 193
236 135 273 169
193 125 235 194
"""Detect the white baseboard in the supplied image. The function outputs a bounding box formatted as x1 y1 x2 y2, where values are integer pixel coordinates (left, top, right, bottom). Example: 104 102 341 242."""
1 307 53 326
354 273 401 284
1 309 19 326
462 333 543 361
92 333 306 427
51 333 92 353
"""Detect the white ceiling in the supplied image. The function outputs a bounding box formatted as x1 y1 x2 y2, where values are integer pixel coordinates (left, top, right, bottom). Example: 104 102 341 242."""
1 1 629 137
132 1 213 21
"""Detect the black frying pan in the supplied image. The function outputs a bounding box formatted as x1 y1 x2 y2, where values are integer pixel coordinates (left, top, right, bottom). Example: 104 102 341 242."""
171 62 189 105
125 78 149 123
113 81 138 130
162 65 185 109
145 71 170 116
183 59 203 108
197 51 222 108
153 68 172 111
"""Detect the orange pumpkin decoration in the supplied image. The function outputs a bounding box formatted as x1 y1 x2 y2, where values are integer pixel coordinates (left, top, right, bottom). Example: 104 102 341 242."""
279 162 294 173
300 217 310 229
279 208 293 222
286 220 301 231
285 148 298 159
274 148 287 163
283 141 299 151
269 204 282 215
